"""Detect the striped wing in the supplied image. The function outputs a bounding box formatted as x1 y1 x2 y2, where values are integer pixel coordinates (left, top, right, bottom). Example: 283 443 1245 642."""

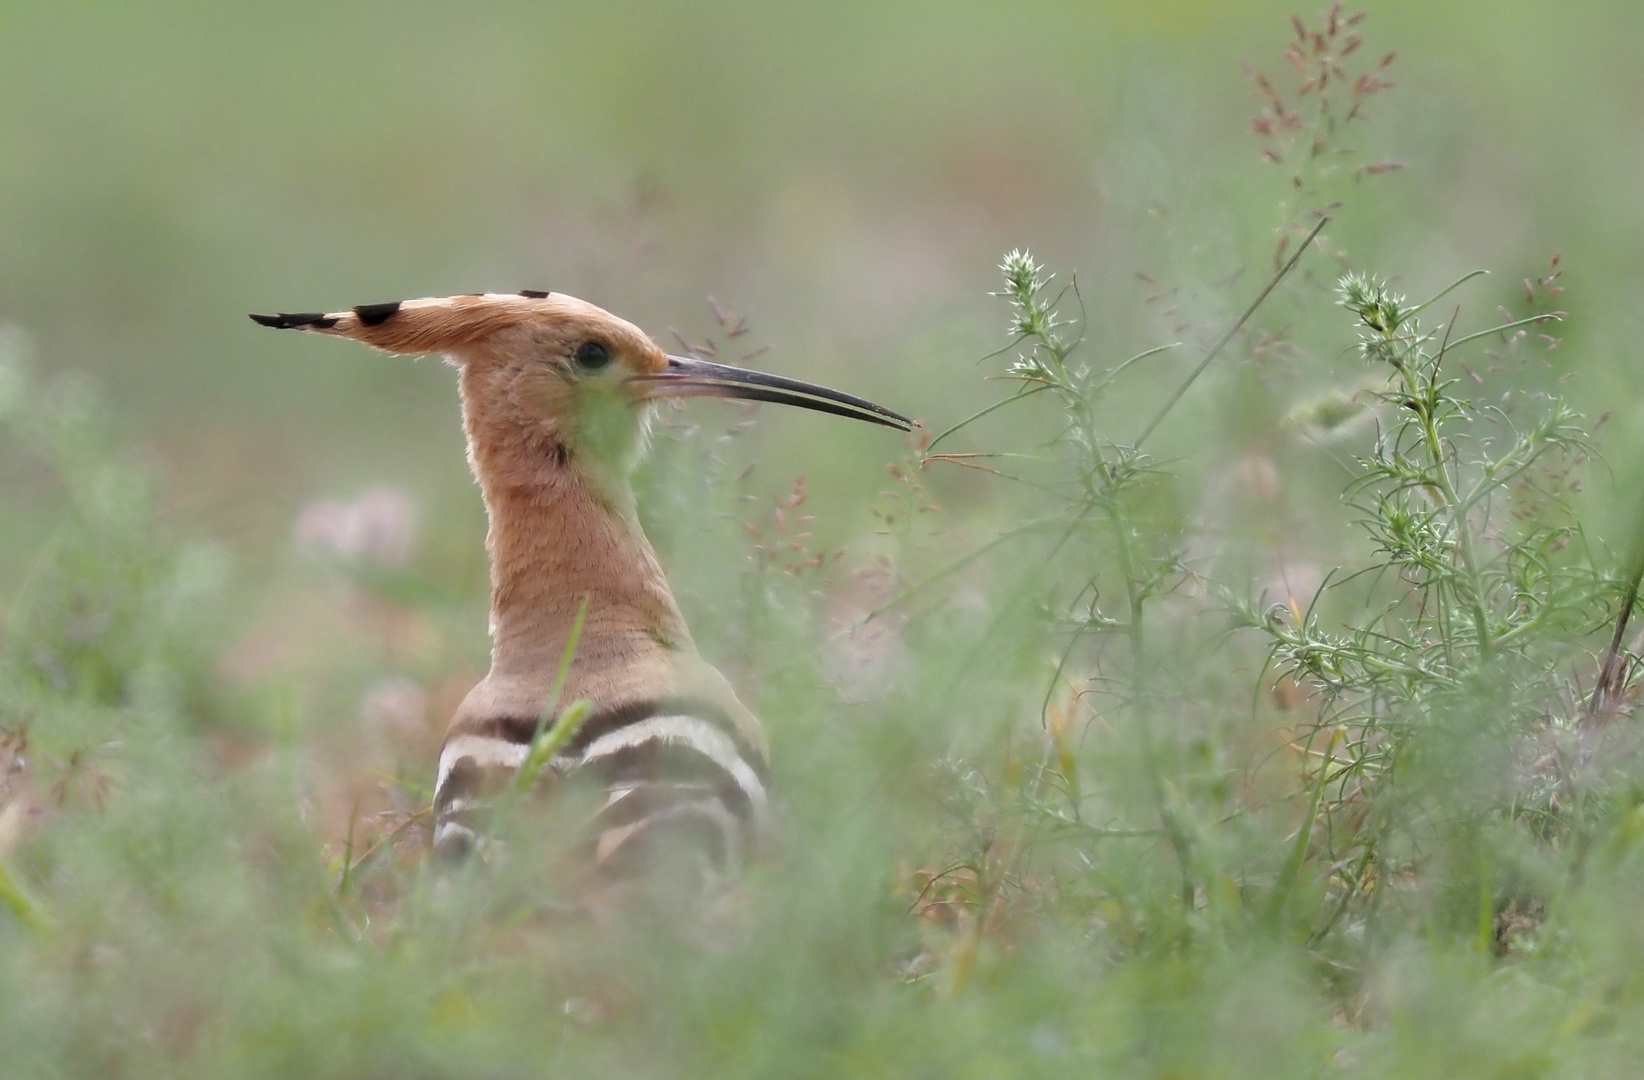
431 698 770 888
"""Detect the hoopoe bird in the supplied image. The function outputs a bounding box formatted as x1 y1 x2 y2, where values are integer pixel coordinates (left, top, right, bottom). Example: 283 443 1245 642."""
252 292 910 893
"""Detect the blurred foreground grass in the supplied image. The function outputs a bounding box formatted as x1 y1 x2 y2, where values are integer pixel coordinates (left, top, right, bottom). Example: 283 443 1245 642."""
7 2 1644 1077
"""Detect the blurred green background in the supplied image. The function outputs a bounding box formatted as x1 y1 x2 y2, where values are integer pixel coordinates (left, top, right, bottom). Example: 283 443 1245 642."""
8 0 1643 660
5 0 1641 532
5 1 1644 1076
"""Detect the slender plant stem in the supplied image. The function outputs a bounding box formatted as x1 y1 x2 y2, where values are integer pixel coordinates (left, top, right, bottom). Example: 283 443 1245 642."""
1585 496 1644 724
925 385 1050 454
1134 215 1329 450
0 854 46 933
1407 320 1493 652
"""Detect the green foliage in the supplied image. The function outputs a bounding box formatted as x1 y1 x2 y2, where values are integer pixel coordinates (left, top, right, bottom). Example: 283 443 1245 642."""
1235 268 1601 942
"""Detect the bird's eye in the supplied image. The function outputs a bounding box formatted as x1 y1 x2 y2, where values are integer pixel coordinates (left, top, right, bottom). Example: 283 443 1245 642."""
574 341 612 371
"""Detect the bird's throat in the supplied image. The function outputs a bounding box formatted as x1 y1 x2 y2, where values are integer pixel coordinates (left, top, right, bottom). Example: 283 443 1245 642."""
468 437 692 719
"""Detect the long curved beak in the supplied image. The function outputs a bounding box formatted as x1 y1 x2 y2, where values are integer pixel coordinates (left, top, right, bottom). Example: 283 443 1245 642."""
631 355 913 431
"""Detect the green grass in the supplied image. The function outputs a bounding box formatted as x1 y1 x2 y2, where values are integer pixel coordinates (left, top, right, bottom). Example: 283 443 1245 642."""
5 3 1644 1077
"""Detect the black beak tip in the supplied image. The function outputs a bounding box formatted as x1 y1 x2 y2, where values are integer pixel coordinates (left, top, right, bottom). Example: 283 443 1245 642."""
660 354 914 432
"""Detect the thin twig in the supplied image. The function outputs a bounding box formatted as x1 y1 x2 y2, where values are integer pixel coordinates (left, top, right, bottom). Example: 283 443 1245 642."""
1134 215 1329 449
341 806 432 882
1585 522 1644 726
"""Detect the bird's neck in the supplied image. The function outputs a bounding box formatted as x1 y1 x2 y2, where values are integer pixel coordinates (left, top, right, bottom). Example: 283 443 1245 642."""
463 416 692 720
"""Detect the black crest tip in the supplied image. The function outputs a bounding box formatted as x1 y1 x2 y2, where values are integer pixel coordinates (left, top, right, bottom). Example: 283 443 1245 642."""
352 301 401 327
249 311 337 330
518 289 551 299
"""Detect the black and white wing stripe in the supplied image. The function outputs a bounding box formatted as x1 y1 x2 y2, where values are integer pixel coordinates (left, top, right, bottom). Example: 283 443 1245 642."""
431 698 770 880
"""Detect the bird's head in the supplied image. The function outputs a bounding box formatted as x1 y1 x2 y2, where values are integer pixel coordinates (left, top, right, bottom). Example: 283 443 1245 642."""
253 291 911 490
